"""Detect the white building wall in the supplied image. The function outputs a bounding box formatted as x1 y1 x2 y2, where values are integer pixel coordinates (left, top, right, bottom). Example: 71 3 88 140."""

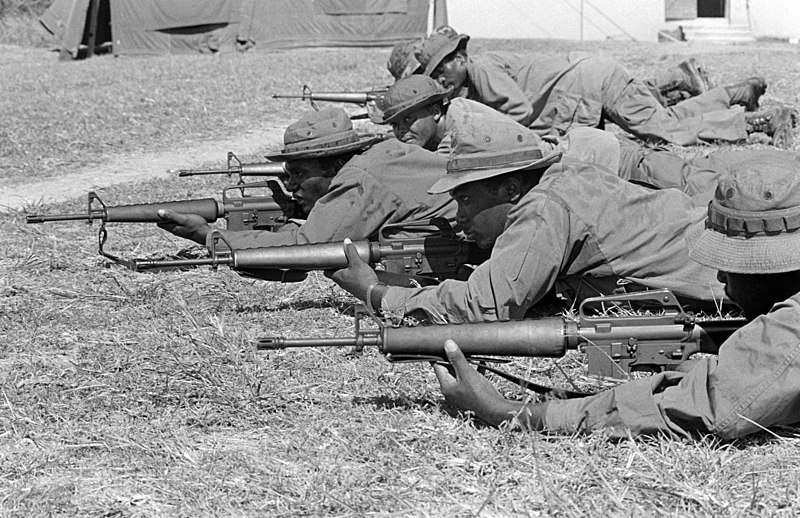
447 0 800 41
446 0 663 41
742 0 800 40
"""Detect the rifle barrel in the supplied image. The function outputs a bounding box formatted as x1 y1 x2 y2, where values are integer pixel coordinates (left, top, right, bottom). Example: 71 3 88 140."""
273 91 382 105
26 212 98 223
258 336 381 349
133 256 235 271
177 168 229 177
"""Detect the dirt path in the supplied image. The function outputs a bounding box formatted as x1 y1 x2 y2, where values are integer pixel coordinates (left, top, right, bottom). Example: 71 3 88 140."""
0 123 290 211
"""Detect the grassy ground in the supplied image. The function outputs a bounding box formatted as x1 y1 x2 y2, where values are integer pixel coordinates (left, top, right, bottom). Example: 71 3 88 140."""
2 23 800 518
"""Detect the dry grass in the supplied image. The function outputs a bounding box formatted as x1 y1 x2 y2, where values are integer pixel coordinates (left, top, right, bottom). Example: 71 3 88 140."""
2 33 800 517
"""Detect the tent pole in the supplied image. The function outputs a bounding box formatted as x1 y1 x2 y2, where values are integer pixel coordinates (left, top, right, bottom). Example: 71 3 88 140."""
86 0 101 58
428 0 434 35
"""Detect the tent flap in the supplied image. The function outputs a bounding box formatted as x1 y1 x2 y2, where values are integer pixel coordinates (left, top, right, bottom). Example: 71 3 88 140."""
318 0 409 15
40 0 440 58
239 0 430 49
111 0 240 31
39 0 92 57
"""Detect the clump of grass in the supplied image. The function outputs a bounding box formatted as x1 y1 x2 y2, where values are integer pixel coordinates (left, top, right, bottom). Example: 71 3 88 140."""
0 1 54 47
3 38 800 516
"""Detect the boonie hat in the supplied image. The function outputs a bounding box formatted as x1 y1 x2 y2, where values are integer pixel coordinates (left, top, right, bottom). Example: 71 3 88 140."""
387 40 422 81
687 152 800 273
428 104 561 194
433 25 458 37
416 32 470 76
265 108 382 161
376 75 452 125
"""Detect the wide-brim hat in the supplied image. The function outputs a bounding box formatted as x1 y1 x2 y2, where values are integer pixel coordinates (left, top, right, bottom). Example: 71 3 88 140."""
417 33 470 76
428 103 561 194
430 148 561 194
376 75 452 125
687 153 800 274
265 107 383 161
387 40 423 81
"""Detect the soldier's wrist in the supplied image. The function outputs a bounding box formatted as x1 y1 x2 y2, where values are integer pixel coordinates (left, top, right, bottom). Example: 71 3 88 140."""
515 401 547 431
365 282 387 312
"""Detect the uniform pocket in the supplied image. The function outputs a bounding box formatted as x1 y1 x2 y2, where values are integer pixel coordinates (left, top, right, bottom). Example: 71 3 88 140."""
550 91 603 135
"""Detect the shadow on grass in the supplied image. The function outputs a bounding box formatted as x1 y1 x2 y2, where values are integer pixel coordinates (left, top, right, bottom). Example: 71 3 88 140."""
235 298 354 314
353 394 438 412
352 393 494 429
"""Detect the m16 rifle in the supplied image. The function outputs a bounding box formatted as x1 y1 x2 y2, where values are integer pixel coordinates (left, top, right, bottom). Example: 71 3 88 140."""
257 290 745 390
273 85 387 120
174 152 287 182
26 181 301 266
130 218 488 285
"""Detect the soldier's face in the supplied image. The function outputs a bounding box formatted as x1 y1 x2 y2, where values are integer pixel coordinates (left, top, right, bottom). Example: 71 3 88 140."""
718 270 791 321
390 105 439 150
432 54 467 91
451 182 512 249
285 159 333 215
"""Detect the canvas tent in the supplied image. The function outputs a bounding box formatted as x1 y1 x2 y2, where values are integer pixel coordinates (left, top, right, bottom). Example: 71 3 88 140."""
39 0 447 60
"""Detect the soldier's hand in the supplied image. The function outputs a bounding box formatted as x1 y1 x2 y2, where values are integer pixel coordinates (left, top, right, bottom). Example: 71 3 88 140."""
157 209 211 245
433 339 522 427
326 238 379 301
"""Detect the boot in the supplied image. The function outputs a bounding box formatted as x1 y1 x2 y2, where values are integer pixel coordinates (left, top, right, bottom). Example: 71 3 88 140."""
654 58 711 107
676 58 711 96
746 106 797 148
725 77 767 112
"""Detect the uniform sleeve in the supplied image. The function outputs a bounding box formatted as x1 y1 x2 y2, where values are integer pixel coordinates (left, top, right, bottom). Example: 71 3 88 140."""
469 59 536 127
556 128 621 175
381 192 576 323
542 296 800 439
208 166 405 250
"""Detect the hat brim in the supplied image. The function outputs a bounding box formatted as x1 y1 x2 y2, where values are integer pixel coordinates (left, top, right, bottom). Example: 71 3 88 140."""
264 134 383 161
428 151 562 194
377 90 451 125
423 34 469 76
367 102 386 124
686 221 800 274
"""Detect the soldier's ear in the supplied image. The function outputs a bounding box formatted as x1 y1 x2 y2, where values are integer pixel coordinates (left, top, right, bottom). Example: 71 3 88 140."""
331 157 349 173
498 177 524 203
432 104 443 121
